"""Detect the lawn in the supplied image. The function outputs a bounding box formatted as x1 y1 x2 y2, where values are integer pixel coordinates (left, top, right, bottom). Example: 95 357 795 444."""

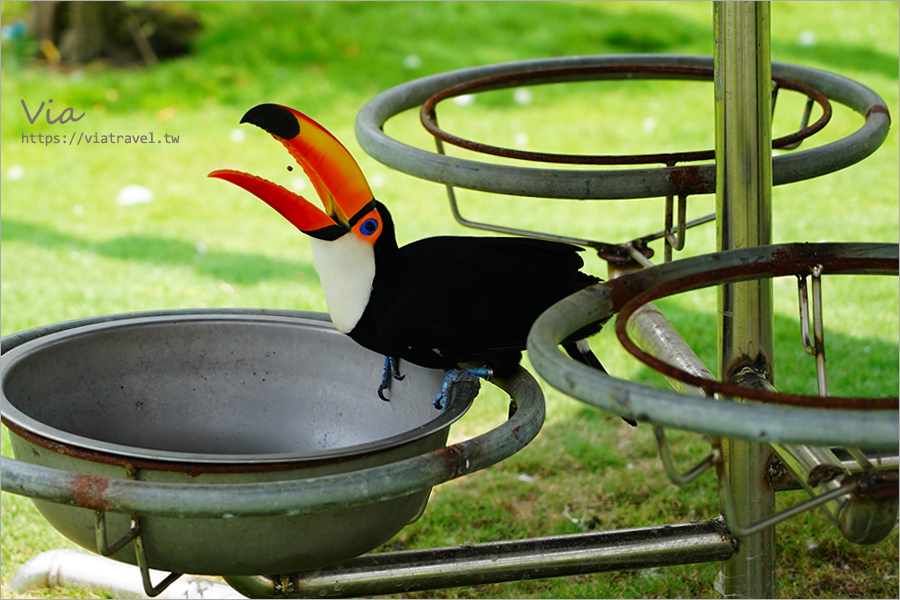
1 2 898 598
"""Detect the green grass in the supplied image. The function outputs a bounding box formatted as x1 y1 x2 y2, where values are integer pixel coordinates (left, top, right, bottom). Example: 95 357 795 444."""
2 1 898 598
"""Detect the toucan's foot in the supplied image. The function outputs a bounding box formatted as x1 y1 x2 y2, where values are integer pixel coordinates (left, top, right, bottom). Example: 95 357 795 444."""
434 367 491 411
377 356 404 401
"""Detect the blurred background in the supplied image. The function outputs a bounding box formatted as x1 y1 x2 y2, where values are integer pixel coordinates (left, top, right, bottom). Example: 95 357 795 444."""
2 2 897 598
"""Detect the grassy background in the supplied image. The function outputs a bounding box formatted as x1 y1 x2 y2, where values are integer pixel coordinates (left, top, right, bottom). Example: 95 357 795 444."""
1 1 897 598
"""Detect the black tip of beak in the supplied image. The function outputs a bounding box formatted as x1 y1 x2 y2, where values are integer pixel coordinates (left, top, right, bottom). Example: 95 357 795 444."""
240 104 299 140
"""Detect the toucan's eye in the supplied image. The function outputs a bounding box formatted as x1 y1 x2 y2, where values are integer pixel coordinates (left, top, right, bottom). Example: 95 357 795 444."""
360 218 379 236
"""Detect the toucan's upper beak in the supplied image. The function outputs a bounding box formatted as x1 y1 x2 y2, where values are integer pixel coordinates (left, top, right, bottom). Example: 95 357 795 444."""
209 104 374 241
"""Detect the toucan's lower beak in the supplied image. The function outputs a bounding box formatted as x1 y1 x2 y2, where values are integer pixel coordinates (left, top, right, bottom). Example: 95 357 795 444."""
209 104 375 242
208 169 345 240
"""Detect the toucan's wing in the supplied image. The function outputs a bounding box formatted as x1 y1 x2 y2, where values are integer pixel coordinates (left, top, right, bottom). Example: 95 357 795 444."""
373 236 599 367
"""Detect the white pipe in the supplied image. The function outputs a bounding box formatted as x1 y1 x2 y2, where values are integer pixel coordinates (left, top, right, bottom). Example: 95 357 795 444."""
9 549 245 599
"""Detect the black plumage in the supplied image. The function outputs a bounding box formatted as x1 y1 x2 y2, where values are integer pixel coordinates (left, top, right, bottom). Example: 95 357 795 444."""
348 201 606 379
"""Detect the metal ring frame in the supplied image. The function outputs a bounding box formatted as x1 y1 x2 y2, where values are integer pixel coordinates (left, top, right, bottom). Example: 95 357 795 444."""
356 54 890 200
613 246 898 410
527 242 898 449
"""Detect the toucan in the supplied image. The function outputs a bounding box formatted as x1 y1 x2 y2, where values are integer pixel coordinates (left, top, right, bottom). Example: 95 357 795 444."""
210 104 622 417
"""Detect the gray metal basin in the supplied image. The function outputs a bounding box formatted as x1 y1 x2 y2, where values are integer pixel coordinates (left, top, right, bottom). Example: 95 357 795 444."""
1 310 475 575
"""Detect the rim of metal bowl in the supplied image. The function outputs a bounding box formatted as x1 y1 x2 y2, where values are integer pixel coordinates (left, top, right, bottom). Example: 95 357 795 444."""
1 310 474 468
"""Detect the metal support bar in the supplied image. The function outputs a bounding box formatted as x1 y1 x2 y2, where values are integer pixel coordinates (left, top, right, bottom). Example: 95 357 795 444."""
132 520 183 598
428 108 621 253
222 521 736 599
614 264 721 487
772 83 816 150
655 427 719 486
798 265 828 395
714 3 777 597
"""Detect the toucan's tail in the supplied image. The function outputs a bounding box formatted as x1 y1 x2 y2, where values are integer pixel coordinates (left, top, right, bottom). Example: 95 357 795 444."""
562 338 638 427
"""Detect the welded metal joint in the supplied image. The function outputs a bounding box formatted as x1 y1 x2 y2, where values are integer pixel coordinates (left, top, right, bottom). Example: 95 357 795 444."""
94 463 140 557
727 353 774 391
806 463 847 488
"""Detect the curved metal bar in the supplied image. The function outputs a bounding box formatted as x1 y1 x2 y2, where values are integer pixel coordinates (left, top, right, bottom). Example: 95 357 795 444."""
1 310 545 519
527 243 898 448
612 248 897 410
1 366 542 517
418 65 831 164
355 54 889 199
0 307 331 355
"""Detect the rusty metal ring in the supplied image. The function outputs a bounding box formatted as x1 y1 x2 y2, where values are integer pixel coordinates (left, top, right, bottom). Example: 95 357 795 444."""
528 243 897 446
419 64 832 166
356 55 891 200
611 244 898 410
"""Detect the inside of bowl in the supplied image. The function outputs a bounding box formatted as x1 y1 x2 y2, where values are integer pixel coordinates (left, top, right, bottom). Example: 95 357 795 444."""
2 316 449 457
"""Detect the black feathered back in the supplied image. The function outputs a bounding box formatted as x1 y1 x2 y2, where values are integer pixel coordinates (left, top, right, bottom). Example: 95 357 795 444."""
348 202 602 376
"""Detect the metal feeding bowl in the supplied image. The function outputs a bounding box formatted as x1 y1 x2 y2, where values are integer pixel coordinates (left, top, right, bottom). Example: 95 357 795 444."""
1 310 477 576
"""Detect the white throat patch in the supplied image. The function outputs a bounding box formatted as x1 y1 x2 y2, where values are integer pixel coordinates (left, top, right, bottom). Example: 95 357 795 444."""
310 235 375 333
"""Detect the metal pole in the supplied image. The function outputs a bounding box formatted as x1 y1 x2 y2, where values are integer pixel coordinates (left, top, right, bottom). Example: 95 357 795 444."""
714 2 777 598
222 521 735 599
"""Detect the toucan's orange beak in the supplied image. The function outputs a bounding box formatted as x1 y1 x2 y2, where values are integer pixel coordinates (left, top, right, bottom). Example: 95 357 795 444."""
209 104 375 241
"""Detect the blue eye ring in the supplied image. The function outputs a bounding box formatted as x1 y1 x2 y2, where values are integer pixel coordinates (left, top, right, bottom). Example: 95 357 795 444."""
360 218 379 236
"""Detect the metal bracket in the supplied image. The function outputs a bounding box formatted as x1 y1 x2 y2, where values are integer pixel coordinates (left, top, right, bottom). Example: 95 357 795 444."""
663 194 688 262
654 426 719 486
713 437 860 537
797 264 827 395
92 464 182 597
772 80 817 150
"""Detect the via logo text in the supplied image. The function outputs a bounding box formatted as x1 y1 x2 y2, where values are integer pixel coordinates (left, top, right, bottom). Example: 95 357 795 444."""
21 99 85 125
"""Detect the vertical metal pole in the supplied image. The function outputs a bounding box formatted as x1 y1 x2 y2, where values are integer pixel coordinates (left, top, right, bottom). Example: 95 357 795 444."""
714 2 777 598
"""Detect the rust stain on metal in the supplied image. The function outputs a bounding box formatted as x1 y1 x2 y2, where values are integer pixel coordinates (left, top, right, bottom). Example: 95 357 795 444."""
72 474 112 511
667 165 714 196
434 443 466 479
3 417 360 477
727 353 773 390
852 471 899 499
866 104 891 120
419 64 831 177
765 455 794 490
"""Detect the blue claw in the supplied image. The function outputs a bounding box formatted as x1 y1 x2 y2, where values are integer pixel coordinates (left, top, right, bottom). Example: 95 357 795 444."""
434 367 491 411
378 356 404 401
